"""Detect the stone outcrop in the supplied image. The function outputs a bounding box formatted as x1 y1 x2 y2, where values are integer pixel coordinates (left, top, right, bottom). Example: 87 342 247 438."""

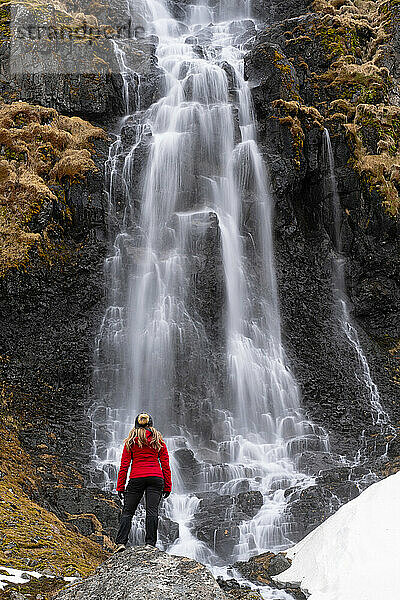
234 551 307 600
55 546 226 600
0 0 162 120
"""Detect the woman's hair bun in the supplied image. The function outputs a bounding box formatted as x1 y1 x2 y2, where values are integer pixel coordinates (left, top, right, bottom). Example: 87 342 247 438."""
138 413 150 425
134 412 153 429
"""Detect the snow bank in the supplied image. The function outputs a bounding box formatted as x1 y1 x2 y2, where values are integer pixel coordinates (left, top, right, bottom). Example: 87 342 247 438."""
274 471 400 600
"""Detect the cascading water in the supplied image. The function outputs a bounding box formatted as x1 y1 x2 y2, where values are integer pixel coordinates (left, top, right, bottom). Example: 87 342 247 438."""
91 0 329 571
322 129 394 438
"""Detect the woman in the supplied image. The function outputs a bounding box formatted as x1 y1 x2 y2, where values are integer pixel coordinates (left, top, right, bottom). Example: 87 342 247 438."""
114 412 172 552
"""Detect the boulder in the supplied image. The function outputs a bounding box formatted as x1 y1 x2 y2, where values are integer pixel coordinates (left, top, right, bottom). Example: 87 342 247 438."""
234 551 307 600
55 546 226 600
234 551 291 583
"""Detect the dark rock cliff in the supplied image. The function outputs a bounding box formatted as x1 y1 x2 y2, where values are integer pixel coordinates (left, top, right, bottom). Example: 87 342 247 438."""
0 101 115 568
243 0 400 538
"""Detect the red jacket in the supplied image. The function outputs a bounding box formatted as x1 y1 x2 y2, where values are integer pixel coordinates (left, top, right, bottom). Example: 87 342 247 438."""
116 430 172 492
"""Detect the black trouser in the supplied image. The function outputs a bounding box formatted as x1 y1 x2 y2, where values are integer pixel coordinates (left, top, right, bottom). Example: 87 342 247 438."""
115 476 164 546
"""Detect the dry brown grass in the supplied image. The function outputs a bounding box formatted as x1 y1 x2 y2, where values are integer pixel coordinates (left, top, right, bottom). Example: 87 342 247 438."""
343 103 400 214
271 100 324 168
0 102 106 276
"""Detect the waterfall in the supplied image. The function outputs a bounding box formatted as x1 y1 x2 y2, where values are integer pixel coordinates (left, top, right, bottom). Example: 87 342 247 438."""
91 0 329 565
322 129 394 436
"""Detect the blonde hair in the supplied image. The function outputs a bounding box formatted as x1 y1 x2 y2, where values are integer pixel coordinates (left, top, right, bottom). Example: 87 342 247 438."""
124 413 164 452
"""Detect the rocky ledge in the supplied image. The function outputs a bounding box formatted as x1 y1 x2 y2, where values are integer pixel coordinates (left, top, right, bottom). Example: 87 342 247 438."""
55 546 226 600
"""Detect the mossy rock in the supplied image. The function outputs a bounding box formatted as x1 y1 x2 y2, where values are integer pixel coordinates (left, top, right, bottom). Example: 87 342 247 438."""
0 392 109 578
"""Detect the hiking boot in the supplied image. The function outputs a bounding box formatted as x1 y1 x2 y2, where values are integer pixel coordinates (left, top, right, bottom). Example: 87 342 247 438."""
114 544 126 553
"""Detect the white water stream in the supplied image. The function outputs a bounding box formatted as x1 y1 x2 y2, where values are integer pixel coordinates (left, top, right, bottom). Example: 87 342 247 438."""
91 0 329 574
322 129 394 435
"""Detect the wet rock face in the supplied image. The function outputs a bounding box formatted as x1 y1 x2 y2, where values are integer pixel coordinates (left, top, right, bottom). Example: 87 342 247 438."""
185 211 225 345
251 0 313 23
284 471 360 543
217 578 263 599
257 115 370 450
1 62 161 123
55 546 227 600
173 448 202 488
42 487 121 543
158 515 180 546
0 125 112 550
0 241 106 457
170 210 226 442
193 491 263 557
0 73 127 121
245 43 300 103
377 1 400 105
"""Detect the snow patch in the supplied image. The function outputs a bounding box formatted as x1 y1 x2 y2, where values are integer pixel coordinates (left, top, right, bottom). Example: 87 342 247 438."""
274 471 400 600
0 567 42 590
0 566 78 591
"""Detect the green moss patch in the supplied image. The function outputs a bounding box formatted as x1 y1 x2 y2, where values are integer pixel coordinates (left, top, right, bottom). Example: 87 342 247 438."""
0 387 108 582
275 0 400 214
